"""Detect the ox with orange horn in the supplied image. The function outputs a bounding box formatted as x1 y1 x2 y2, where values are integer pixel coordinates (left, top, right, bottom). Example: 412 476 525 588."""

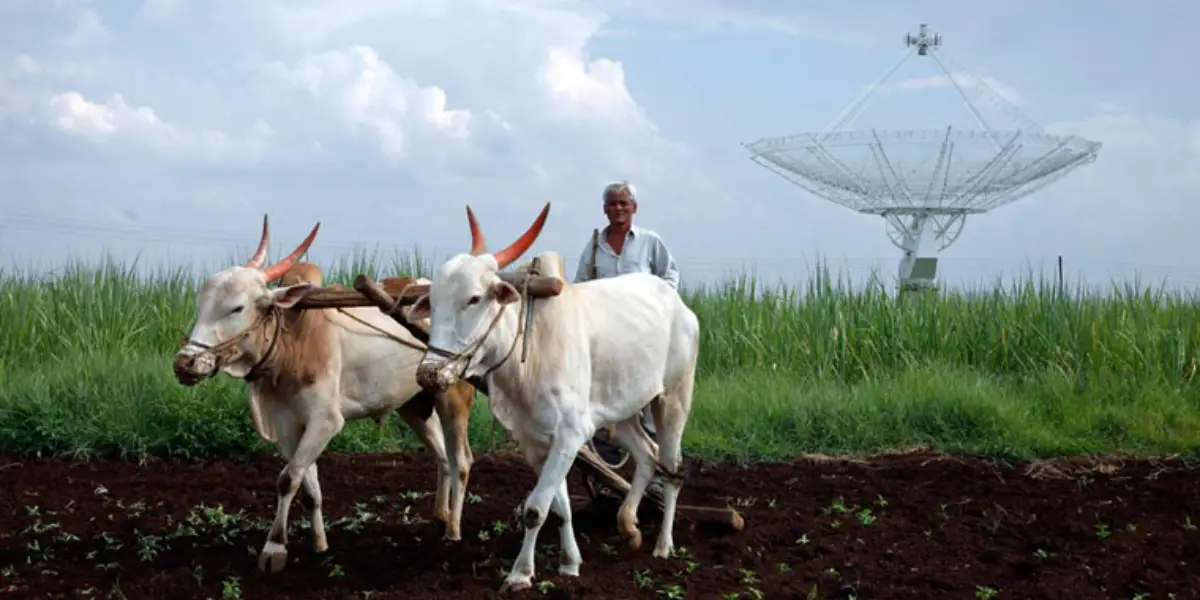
405 200 700 592
172 214 480 574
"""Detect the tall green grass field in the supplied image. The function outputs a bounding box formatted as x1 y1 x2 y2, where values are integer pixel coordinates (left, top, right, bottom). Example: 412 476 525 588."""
2 252 1199 462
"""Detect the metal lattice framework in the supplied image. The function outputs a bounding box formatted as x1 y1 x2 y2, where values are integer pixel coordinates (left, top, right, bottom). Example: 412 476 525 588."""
743 23 1101 291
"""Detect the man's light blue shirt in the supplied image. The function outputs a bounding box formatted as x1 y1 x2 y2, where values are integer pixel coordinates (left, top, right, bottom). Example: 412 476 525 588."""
573 225 680 289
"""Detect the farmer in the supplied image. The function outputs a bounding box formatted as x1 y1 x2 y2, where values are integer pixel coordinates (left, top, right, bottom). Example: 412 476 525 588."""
574 180 681 468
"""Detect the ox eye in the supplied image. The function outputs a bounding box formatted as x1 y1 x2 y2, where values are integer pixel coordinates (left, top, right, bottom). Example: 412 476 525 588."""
231 305 244 315
467 295 481 306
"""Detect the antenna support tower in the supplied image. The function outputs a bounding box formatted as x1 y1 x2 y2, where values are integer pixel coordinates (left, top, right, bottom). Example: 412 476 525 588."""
742 23 1101 293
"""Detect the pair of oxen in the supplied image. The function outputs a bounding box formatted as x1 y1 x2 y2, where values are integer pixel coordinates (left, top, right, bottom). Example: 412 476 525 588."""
172 203 700 592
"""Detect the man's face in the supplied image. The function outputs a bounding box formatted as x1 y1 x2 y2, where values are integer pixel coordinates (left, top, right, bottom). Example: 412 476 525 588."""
604 191 636 226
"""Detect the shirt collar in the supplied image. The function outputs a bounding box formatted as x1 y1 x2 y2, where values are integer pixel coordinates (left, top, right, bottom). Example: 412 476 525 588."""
603 225 637 238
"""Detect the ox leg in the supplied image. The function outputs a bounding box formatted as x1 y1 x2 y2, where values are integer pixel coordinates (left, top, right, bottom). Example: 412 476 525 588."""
550 479 582 576
298 463 327 553
260 411 345 574
397 402 454 532
259 425 301 570
608 419 660 550
651 381 694 559
502 428 588 593
435 384 475 542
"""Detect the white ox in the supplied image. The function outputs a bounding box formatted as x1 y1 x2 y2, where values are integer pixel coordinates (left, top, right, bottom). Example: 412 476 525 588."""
405 203 700 592
172 216 477 574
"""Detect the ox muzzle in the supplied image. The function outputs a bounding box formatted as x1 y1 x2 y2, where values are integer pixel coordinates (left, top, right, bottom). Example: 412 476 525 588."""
416 356 464 391
172 346 219 387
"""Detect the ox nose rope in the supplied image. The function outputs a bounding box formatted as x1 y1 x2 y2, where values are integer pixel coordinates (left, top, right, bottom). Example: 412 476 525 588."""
333 308 428 352
420 276 534 452
177 307 283 384
422 274 534 386
330 279 433 353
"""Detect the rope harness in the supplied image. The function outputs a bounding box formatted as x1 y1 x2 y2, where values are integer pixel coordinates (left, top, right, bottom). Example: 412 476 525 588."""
177 277 539 450
422 275 533 385
176 281 432 385
417 275 538 450
333 278 431 353
176 306 283 383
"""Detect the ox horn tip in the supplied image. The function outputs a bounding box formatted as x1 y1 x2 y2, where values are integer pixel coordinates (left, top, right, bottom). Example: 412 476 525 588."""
467 204 487 256
260 220 321 282
492 202 551 270
244 213 271 269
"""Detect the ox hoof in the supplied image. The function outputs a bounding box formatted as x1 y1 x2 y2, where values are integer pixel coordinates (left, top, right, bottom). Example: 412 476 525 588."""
558 563 581 577
652 544 673 559
499 574 533 593
621 527 643 550
258 542 289 573
313 537 329 553
441 530 462 543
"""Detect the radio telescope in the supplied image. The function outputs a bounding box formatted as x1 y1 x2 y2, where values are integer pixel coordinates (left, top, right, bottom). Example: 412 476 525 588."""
742 23 1101 292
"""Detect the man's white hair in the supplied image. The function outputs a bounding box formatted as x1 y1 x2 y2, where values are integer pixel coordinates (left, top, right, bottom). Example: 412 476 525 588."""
602 180 637 203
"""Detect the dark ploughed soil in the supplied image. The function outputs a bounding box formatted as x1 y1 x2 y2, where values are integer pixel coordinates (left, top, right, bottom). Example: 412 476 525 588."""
1 449 1198 599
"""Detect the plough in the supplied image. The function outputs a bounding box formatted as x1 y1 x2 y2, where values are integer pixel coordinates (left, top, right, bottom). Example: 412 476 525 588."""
295 272 745 533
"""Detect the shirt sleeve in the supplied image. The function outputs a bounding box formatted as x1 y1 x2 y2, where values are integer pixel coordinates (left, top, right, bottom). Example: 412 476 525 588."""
651 235 680 289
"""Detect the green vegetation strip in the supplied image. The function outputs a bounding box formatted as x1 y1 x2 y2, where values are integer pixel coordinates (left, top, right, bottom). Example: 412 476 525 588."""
2 253 1199 462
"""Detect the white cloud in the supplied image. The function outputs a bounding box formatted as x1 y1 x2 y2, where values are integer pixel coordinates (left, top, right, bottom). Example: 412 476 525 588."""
2 0 684 177
263 45 472 160
0 0 726 271
41 91 273 163
537 47 645 128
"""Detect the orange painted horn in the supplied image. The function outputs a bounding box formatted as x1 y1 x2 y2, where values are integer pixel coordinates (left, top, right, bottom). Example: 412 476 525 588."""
261 221 321 283
244 214 270 269
466 205 487 256
492 203 550 270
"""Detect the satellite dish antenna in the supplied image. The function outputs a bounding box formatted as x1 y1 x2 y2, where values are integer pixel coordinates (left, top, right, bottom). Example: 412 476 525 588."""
742 23 1101 293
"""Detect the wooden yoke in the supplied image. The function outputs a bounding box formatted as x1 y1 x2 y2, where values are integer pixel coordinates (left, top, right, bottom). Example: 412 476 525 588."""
292 277 418 310
293 270 563 398
293 272 564 313
497 271 565 298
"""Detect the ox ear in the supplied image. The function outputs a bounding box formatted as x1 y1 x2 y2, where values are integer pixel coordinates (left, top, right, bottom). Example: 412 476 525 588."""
488 281 520 306
407 294 431 322
269 282 319 309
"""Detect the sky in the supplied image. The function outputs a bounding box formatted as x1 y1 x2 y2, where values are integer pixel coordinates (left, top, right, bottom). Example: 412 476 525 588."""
1 0 1197 292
